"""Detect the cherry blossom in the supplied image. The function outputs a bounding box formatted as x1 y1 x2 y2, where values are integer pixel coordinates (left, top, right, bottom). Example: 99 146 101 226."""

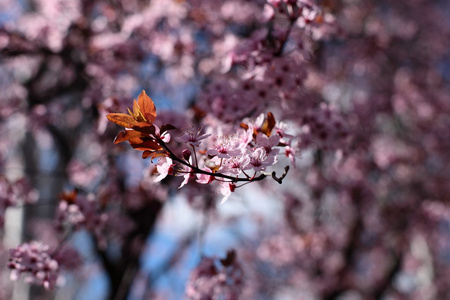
255 133 281 157
247 147 277 172
1 0 449 299
176 158 194 189
154 157 174 182
220 155 251 176
175 128 211 147
218 182 235 204
207 136 243 159
186 251 246 299
8 242 59 290
196 167 214 184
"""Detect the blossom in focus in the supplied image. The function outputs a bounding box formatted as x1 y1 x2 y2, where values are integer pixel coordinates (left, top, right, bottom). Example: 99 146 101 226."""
247 147 276 172
255 133 280 157
196 167 214 184
154 125 171 143
175 128 211 147
177 160 194 189
218 182 236 204
221 155 251 176
154 157 174 182
207 136 242 158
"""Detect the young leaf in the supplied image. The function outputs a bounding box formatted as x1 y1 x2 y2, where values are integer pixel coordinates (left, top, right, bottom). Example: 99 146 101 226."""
132 123 156 134
114 130 143 144
107 113 139 128
132 100 147 122
59 189 78 204
261 112 276 137
137 90 157 124
129 138 162 151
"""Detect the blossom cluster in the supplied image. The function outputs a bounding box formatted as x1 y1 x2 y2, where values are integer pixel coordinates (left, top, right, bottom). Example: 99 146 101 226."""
153 118 290 202
2 0 448 298
55 190 135 249
300 103 350 150
8 242 59 290
107 91 293 203
0 177 38 228
55 190 107 234
185 250 245 300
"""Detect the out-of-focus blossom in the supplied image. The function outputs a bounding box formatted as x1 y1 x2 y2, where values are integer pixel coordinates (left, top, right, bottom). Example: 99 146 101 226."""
0 177 38 228
8 242 59 290
55 193 108 248
186 251 245 300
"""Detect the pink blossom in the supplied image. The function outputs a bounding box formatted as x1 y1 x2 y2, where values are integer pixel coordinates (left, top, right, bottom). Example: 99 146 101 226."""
55 201 85 227
52 246 82 271
221 155 251 176
207 136 242 159
0 177 38 228
175 127 211 147
196 167 214 184
266 57 304 95
154 125 171 143
218 182 235 204
8 242 59 290
236 125 254 148
274 122 295 140
177 160 193 189
248 113 265 132
185 252 245 300
55 194 108 248
247 147 276 172
255 133 280 157
284 145 297 166
154 157 174 182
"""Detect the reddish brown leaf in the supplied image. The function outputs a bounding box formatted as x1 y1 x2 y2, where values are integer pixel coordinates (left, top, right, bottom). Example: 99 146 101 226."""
107 113 139 128
129 138 162 151
142 151 167 160
261 112 276 137
114 130 143 144
137 90 157 124
220 249 236 267
132 100 147 122
59 189 78 204
142 150 153 159
132 123 156 134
